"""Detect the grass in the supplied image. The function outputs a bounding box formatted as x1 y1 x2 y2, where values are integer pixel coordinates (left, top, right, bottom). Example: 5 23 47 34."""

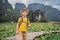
35 33 60 40
0 22 60 39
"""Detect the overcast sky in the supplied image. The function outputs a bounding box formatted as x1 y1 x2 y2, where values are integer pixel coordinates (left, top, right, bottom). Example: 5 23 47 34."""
8 0 60 10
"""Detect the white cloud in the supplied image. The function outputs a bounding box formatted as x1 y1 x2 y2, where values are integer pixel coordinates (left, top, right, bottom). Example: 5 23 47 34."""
8 0 29 9
44 1 56 5
8 0 17 9
52 5 60 10
8 0 24 9
8 0 60 10
44 1 50 5
21 0 29 7
53 6 60 9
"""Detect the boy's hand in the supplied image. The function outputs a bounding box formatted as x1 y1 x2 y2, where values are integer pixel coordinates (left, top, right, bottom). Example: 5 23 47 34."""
28 25 31 28
16 31 18 34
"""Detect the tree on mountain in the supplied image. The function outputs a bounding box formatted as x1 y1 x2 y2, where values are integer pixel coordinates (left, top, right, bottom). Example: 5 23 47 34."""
28 9 47 22
0 0 17 22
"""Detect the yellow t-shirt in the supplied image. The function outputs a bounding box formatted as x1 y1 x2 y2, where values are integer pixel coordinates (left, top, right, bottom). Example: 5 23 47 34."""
18 17 30 32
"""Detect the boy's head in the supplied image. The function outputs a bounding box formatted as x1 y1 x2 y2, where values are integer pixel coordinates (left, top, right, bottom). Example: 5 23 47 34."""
20 8 29 16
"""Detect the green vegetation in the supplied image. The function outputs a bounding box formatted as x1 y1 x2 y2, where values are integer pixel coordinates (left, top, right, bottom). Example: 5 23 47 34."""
0 0 18 22
0 22 60 40
29 9 47 22
0 22 16 38
35 33 60 40
28 23 60 32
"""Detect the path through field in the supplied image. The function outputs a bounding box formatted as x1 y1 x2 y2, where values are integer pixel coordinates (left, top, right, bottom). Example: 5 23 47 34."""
2 30 60 40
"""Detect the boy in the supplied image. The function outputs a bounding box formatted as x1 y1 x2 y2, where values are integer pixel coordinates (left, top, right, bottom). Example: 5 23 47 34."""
16 8 31 40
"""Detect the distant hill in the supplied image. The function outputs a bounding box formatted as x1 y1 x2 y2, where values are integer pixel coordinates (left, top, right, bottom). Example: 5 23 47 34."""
0 0 16 22
27 3 60 21
0 0 13 9
14 3 26 14
14 3 60 22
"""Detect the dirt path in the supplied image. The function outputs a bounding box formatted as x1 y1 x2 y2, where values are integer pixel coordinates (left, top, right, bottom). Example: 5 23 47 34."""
2 30 60 40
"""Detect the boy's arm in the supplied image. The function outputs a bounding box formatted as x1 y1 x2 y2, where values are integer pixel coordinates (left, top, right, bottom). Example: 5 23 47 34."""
28 19 31 27
16 18 21 34
16 23 20 34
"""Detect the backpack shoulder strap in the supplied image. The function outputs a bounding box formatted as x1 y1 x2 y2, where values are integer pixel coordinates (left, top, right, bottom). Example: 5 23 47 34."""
18 17 23 29
27 17 28 27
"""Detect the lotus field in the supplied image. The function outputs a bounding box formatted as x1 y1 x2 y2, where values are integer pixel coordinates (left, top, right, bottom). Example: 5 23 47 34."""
0 22 60 40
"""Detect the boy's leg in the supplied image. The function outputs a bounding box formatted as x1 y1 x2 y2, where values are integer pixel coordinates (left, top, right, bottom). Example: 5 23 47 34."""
18 32 23 40
23 32 27 40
